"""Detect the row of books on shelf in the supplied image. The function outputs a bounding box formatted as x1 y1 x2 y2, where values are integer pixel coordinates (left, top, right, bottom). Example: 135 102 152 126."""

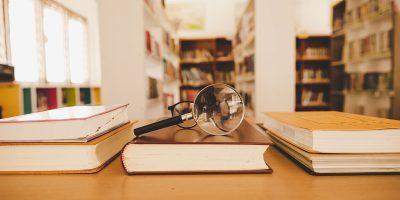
348 30 391 61
145 30 161 60
215 71 235 84
301 89 326 106
181 48 214 63
237 54 255 75
346 0 392 26
297 69 329 83
345 72 393 95
297 47 329 59
181 68 213 86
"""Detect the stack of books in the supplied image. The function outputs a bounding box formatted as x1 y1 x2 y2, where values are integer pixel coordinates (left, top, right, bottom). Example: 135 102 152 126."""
0 104 134 174
122 119 273 175
262 111 400 175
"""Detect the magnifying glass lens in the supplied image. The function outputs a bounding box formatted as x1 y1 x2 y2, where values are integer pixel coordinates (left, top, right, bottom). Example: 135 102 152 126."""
194 84 245 136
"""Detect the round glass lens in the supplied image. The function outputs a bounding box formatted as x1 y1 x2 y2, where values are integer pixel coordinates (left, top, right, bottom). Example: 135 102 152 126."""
193 83 245 135
172 101 196 129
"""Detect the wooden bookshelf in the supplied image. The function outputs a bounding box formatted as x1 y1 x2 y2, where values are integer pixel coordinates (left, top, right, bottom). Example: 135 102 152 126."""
144 0 180 117
179 38 235 101
330 0 399 119
233 0 255 117
0 83 101 119
295 35 331 111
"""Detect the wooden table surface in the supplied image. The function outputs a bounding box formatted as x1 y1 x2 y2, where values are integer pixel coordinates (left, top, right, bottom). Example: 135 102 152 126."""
0 146 399 200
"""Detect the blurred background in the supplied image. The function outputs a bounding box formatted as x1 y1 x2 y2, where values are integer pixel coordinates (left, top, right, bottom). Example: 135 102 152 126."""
0 0 399 120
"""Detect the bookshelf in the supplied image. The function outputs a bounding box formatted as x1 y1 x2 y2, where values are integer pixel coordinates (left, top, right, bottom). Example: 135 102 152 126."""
179 38 235 101
233 0 255 116
144 0 180 118
330 0 400 119
295 35 331 111
0 83 101 119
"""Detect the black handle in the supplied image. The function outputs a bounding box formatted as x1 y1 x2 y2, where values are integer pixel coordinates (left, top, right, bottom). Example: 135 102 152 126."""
134 116 183 137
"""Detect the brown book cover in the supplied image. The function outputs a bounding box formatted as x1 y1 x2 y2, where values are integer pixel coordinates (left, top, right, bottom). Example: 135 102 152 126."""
122 118 273 175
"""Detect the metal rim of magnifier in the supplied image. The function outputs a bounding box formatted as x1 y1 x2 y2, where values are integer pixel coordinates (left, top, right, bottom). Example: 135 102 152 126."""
193 83 246 136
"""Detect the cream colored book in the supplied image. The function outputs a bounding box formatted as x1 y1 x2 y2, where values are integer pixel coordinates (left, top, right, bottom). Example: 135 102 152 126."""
262 111 400 153
269 132 400 174
0 122 135 174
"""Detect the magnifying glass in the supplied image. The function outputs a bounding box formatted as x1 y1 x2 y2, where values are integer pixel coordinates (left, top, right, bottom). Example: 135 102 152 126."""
134 83 245 136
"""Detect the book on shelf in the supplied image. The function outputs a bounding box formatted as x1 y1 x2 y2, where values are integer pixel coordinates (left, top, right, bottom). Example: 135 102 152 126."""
301 90 326 106
180 89 199 101
345 72 392 95
262 111 400 153
348 30 391 61
181 48 214 63
121 119 272 175
181 68 213 86
301 47 329 59
148 77 160 99
0 64 14 82
215 70 235 83
268 129 400 174
346 0 392 26
0 122 135 174
0 104 129 142
301 69 329 83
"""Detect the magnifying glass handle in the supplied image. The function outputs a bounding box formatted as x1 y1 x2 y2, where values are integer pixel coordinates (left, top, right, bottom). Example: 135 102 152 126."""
134 116 183 137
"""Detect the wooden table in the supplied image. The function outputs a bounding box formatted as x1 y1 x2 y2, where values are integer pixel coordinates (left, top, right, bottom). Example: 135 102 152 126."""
0 146 399 200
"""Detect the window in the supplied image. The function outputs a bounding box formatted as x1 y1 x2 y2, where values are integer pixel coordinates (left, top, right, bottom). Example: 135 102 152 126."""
68 17 88 84
4 0 89 84
8 0 40 82
43 5 66 83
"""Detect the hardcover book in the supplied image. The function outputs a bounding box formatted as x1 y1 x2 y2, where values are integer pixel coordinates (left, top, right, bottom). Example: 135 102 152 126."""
122 119 273 175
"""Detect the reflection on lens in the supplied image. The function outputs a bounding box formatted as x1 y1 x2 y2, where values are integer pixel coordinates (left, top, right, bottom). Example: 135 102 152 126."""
172 101 196 129
193 83 245 135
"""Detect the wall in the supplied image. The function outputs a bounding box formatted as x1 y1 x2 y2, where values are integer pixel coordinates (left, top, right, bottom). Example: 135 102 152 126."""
54 0 102 86
167 0 246 39
255 0 296 118
97 0 147 119
295 0 332 35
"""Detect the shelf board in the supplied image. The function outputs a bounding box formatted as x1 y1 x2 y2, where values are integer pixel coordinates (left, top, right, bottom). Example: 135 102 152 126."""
296 57 330 62
343 90 394 98
297 80 330 85
180 60 214 65
215 56 234 62
331 60 345 67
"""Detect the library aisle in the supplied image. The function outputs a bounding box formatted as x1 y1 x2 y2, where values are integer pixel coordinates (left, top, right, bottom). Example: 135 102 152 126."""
0 0 399 120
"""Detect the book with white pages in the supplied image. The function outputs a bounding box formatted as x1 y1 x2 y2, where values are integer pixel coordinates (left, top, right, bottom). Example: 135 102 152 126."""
0 104 130 142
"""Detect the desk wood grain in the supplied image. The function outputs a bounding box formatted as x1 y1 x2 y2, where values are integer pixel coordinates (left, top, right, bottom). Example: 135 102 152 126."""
0 146 399 200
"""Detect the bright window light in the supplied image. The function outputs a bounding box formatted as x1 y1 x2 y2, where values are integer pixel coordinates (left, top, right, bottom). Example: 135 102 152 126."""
43 6 66 83
68 18 88 84
8 0 39 82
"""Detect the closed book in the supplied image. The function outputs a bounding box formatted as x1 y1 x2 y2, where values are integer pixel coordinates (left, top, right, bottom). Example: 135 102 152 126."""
0 104 129 142
0 122 135 174
262 111 400 153
268 131 400 175
122 119 273 175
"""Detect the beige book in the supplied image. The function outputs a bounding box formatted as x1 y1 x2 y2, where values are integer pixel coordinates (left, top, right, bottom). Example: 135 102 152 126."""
262 111 400 153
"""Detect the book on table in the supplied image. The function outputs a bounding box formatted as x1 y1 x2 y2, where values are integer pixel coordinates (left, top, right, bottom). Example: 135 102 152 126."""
262 111 400 153
122 118 273 175
261 111 400 174
0 122 135 174
0 104 129 142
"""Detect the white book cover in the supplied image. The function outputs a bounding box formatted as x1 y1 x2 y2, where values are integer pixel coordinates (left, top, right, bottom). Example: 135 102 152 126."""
0 104 129 142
